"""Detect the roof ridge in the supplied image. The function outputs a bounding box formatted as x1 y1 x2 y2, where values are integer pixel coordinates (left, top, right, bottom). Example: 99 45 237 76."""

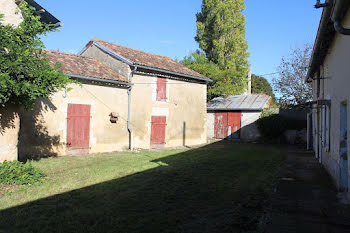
44 49 94 60
92 38 173 61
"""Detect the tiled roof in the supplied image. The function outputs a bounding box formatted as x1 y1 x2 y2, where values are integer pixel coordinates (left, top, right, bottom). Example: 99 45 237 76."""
207 94 271 111
45 50 128 82
90 38 210 81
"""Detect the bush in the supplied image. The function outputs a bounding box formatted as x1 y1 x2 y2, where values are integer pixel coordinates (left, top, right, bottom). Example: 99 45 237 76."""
257 112 307 139
257 114 288 139
0 161 45 185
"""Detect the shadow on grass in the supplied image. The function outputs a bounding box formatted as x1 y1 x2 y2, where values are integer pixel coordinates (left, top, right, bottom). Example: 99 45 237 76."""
0 141 284 233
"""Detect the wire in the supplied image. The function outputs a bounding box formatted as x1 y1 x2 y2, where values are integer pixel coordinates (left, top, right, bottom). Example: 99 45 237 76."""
255 72 280 77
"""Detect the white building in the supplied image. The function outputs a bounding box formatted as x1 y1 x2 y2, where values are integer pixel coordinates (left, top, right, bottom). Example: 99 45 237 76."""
306 0 350 200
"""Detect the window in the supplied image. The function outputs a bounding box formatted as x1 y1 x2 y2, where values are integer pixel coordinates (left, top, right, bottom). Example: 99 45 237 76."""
156 77 167 101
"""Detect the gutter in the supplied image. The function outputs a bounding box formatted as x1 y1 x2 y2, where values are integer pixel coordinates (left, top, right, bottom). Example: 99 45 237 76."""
331 0 350 35
207 108 264 112
305 1 335 82
127 66 138 151
67 74 131 87
135 65 212 83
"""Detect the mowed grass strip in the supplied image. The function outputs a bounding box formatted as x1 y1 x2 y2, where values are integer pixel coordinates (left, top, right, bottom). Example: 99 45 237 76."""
0 142 284 233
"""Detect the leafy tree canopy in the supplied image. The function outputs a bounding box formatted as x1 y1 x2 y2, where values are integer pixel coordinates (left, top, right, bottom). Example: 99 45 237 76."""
251 74 276 102
0 2 72 109
195 0 249 78
181 52 246 100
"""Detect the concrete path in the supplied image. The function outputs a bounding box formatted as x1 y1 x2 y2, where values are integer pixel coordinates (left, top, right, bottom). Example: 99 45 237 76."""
260 146 350 233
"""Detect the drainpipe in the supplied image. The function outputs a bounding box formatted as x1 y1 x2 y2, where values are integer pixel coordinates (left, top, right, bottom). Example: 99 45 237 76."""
331 0 350 35
128 66 137 151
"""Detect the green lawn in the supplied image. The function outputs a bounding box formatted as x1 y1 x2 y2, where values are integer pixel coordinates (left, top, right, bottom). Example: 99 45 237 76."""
0 141 284 233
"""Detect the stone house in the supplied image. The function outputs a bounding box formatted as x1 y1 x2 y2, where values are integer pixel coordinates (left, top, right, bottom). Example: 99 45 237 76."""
306 0 350 200
80 38 211 150
207 94 270 142
19 51 131 159
0 0 61 161
15 44 210 159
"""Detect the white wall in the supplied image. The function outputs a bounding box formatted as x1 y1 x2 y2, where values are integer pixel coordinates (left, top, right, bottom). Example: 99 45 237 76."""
0 0 24 26
312 8 350 192
207 113 215 139
240 112 262 142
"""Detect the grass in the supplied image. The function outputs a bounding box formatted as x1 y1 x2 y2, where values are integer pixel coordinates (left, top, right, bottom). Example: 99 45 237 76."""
0 141 284 233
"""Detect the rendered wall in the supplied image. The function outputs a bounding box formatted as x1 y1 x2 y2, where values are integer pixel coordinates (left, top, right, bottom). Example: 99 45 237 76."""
240 112 262 142
207 113 215 139
0 0 23 27
311 9 350 193
130 74 207 149
0 104 20 162
19 82 129 159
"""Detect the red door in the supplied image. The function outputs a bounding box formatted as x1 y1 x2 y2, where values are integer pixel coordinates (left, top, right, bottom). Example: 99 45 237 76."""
214 112 241 139
228 112 241 139
151 116 166 145
67 104 91 150
214 113 228 139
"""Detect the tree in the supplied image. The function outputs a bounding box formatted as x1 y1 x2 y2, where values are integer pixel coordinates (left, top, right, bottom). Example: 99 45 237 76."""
251 74 276 102
273 44 312 106
181 52 246 100
0 2 72 109
195 0 249 76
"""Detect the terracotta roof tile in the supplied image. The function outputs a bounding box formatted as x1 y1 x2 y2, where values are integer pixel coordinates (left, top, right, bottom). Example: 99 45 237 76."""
45 50 128 83
91 38 210 81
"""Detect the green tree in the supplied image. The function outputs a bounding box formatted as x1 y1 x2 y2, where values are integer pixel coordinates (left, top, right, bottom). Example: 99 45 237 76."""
251 74 276 102
195 0 249 75
0 2 71 109
181 52 246 100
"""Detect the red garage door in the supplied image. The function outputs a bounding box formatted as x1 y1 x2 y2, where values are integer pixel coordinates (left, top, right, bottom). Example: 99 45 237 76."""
67 104 91 150
214 112 241 139
151 116 166 145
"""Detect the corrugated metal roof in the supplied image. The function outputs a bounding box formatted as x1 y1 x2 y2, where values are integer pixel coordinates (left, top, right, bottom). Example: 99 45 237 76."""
207 94 270 111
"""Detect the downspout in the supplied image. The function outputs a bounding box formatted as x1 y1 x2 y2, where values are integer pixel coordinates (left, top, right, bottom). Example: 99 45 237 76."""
128 66 138 151
331 0 350 35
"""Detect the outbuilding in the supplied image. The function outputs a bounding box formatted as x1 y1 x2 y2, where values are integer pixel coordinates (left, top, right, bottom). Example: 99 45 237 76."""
207 94 270 142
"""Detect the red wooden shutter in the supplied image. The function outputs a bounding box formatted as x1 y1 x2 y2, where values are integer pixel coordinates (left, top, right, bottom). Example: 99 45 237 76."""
156 77 167 101
151 116 166 145
67 104 91 149
214 113 228 139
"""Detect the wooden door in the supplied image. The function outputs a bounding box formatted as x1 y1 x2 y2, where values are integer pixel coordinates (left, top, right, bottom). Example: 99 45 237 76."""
67 104 91 150
214 113 228 139
151 116 166 145
228 112 241 139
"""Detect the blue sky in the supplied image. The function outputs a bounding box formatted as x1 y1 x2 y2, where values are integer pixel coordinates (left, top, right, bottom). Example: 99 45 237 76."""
39 0 322 83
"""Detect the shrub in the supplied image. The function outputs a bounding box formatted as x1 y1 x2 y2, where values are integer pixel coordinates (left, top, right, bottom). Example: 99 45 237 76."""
0 161 45 185
256 114 288 139
257 111 307 140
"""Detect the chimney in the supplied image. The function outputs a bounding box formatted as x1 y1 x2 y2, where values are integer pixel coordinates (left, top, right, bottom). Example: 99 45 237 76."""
247 69 252 95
